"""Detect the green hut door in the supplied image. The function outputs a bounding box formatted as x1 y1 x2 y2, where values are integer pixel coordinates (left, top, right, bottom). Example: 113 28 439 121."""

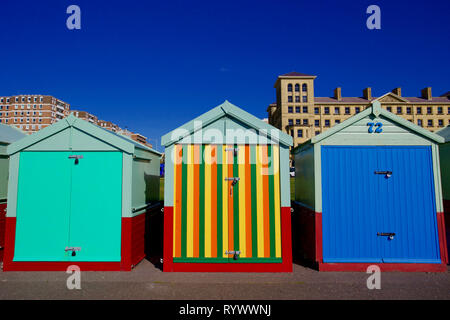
14 151 122 262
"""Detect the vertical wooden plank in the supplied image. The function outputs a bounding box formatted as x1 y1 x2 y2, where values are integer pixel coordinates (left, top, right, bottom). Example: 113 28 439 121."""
216 145 223 258
211 145 218 258
273 145 282 258
256 145 265 257
238 144 246 257
204 145 212 258
199 145 205 258
186 145 194 258
228 145 235 256
245 145 252 258
180 144 188 258
222 145 228 258
193 145 200 258
262 145 270 258
268 145 276 258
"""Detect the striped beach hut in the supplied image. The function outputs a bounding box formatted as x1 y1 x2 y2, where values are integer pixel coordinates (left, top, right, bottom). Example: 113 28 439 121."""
161 101 293 272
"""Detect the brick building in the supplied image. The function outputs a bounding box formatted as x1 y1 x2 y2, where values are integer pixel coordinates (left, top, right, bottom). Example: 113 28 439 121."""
0 95 70 134
267 72 450 147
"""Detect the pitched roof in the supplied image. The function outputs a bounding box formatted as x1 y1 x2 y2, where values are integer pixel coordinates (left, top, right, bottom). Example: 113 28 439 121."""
294 101 444 150
436 126 450 142
279 71 315 77
7 114 161 156
161 100 293 147
0 124 26 144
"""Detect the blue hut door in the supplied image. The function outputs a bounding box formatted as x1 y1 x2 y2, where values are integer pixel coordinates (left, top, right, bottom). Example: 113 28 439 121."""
376 146 440 263
321 146 441 263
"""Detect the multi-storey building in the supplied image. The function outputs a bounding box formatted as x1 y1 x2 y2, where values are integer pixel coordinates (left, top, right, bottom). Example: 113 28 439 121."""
267 72 450 147
0 95 70 134
71 110 98 125
98 119 120 133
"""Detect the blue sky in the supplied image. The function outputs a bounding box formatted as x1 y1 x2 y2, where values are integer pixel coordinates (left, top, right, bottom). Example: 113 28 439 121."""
0 0 449 151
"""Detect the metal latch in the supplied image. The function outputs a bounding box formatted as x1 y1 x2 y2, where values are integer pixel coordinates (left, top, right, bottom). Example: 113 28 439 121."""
374 171 392 178
225 177 240 196
225 250 241 260
377 232 395 240
68 155 83 165
225 147 239 156
65 247 81 257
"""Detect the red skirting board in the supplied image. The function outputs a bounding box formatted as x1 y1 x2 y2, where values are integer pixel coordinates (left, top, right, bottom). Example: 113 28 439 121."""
292 202 448 272
163 206 292 272
444 199 450 264
0 203 6 262
2 213 147 272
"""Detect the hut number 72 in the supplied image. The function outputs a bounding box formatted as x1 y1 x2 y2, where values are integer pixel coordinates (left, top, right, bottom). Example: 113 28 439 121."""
367 122 383 133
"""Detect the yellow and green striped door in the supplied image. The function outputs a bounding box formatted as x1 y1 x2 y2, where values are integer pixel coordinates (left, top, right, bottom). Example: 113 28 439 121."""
172 144 282 263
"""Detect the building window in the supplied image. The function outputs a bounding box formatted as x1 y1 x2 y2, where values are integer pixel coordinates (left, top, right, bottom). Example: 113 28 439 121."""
387 106 392 112
288 106 293 113
295 84 299 92
315 120 320 126
303 119 308 125
428 119 433 127
397 107 402 114
355 107 360 113
438 119 444 127
427 107 432 114
288 96 293 102
437 107 443 114
448 107 450 114
302 96 308 103
406 107 412 114
325 120 330 127
295 96 300 103
335 119 341 124
303 106 308 113
417 107 422 114
314 107 319 114
290 130 294 137
315 131 320 135
302 84 307 92
334 107 340 115
288 84 293 92
296 119 300 125
345 107 350 114
288 119 293 125
297 129 303 138
324 107 330 114
295 106 300 113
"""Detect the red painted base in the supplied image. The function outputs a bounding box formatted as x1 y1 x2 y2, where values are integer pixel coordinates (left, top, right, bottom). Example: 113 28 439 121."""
318 262 447 272
0 203 6 262
3 213 147 272
292 202 448 272
163 206 293 272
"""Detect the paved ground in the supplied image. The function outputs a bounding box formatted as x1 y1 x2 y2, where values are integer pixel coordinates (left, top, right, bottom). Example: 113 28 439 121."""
0 260 449 300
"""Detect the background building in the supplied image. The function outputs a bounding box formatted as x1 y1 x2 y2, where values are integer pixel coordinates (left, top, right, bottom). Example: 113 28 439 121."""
267 72 450 147
0 95 70 134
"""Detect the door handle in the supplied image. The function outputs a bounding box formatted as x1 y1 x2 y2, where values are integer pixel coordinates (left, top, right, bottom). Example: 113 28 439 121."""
377 232 395 240
374 171 392 178
69 155 83 165
225 177 240 196
65 247 81 256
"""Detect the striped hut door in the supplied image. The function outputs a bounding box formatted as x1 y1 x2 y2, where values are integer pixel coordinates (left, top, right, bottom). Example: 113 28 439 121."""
172 144 282 263
225 144 282 263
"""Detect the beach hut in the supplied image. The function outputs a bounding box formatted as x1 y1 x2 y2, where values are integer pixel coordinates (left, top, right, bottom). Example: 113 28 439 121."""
161 101 293 272
3 114 161 271
0 124 25 261
436 126 450 262
293 101 448 272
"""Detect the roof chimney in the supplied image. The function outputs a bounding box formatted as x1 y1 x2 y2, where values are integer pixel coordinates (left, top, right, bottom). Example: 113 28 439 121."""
363 87 372 100
392 87 402 97
334 87 342 101
421 87 432 101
